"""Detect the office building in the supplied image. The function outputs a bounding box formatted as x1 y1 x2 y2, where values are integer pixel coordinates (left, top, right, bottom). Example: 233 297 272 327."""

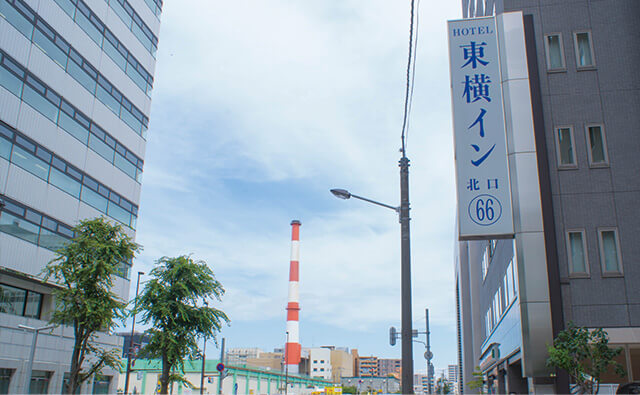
309 347 332 380
355 354 378 377
378 358 401 378
455 0 640 393
0 0 161 392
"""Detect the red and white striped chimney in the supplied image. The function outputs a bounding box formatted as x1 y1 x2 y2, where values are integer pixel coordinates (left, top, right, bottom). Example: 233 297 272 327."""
285 220 301 374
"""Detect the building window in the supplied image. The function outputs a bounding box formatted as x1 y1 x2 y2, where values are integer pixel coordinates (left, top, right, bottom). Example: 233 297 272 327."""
0 369 14 394
574 31 595 68
92 376 111 394
30 371 52 394
0 283 43 318
555 126 577 168
598 228 623 275
544 33 566 71
567 230 589 276
586 125 609 167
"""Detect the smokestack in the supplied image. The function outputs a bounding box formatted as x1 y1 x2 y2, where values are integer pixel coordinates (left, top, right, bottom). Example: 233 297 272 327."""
285 220 301 374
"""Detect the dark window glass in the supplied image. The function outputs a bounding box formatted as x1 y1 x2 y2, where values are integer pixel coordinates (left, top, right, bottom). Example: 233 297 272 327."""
0 0 34 39
0 283 26 315
29 371 51 395
0 368 14 394
23 290 42 318
0 211 39 244
25 209 42 225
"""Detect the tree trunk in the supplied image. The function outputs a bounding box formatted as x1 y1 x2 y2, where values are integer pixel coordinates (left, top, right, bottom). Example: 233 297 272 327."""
160 353 170 395
67 341 81 394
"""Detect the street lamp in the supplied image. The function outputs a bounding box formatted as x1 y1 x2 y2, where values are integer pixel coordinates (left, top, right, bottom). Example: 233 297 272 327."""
124 271 144 395
19 324 54 393
330 157 414 395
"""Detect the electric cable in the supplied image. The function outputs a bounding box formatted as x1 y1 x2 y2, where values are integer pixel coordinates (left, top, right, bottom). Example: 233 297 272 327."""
400 0 418 157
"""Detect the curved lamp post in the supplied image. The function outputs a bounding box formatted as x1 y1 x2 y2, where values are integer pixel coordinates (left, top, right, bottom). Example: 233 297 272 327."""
124 271 144 395
330 157 414 395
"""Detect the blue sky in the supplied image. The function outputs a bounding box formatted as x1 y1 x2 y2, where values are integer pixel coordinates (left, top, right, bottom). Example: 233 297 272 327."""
128 0 462 374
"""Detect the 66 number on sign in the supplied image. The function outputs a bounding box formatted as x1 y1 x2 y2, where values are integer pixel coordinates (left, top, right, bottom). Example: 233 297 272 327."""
468 194 502 226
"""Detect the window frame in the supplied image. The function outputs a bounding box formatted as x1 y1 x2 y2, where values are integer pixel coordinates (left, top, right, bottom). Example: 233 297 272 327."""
544 32 566 72
573 30 596 69
566 229 590 278
554 125 578 169
598 227 623 276
585 124 609 167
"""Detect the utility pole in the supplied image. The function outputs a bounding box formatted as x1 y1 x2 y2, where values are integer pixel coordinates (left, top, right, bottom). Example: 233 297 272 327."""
217 338 225 395
399 155 414 395
425 309 433 394
125 271 144 395
200 338 207 395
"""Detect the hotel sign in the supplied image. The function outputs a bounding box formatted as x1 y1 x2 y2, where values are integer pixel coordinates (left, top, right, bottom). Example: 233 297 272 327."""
448 17 514 240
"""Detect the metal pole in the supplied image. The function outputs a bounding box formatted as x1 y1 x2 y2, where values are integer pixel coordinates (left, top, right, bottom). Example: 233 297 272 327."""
217 337 225 395
284 331 289 395
125 271 144 395
19 325 52 393
200 339 207 395
23 328 38 393
399 156 414 395
426 309 432 394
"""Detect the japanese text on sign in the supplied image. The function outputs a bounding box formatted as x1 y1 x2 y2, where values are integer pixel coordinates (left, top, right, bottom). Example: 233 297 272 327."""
448 17 514 239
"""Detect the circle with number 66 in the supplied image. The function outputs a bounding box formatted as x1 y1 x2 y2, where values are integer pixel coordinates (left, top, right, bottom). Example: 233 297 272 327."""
468 194 502 226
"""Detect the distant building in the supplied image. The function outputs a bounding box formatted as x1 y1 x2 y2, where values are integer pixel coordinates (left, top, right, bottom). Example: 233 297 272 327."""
118 331 151 358
246 351 283 372
342 376 400 393
378 358 401 377
119 358 331 395
447 364 459 393
225 347 261 367
329 347 354 383
309 347 332 380
358 356 378 377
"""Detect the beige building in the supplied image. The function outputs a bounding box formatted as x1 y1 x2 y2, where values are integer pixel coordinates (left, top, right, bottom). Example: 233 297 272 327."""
330 348 354 382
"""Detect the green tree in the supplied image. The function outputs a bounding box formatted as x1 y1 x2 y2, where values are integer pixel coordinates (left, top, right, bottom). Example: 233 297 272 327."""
546 322 625 394
135 255 229 395
467 366 485 394
436 374 451 394
341 385 357 394
42 217 140 394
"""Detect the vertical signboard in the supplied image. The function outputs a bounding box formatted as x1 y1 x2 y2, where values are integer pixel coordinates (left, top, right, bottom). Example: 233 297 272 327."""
448 17 514 240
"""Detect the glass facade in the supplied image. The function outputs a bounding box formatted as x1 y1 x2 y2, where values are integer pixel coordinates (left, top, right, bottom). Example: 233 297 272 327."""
0 52 145 182
0 121 139 229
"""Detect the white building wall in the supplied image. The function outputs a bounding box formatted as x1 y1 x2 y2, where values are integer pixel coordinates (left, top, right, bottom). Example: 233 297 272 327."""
309 348 332 380
0 0 161 392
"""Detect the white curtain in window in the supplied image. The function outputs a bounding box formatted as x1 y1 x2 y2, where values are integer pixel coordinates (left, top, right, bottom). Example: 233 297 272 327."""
602 231 619 272
569 232 586 273
547 35 563 69
576 33 593 66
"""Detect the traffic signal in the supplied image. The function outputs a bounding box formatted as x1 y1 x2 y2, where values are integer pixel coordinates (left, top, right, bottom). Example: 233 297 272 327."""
389 327 397 346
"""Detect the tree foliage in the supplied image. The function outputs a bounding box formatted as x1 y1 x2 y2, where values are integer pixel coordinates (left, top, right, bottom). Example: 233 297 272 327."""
341 385 357 394
467 366 485 394
42 217 139 394
135 255 229 395
546 322 625 394
436 374 452 394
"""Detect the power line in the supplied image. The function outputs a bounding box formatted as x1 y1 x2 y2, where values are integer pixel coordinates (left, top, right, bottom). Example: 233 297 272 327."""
400 0 419 157
405 0 420 151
